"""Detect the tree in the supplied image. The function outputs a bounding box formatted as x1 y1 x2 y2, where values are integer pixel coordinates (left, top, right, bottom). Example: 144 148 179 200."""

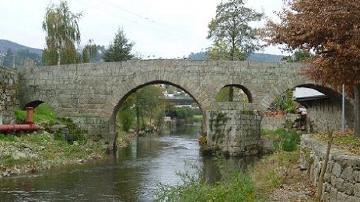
103 28 134 62
207 0 262 101
42 0 81 65
82 39 97 63
207 0 263 61
267 0 360 136
282 50 313 63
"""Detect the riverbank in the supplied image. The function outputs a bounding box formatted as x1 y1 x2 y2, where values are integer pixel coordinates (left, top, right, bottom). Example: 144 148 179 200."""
0 131 107 178
155 129 317 201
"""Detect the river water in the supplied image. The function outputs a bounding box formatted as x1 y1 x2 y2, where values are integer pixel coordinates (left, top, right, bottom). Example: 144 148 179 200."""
0 126 257 201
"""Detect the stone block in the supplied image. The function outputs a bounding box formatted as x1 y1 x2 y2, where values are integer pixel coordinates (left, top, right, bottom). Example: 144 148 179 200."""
332 162 342 178
342 167 354 182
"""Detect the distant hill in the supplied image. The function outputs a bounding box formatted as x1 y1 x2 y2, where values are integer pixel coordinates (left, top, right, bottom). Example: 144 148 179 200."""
247 53 283 63
188 51 284 63
0 39 42 55
0 39 42 67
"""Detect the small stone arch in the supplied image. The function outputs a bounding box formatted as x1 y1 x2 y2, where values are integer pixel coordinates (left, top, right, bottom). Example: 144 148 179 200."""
23 100 44 109
215 84 253 103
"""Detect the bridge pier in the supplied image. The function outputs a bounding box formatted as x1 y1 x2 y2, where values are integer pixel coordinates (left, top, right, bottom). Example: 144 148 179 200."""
206 103 262 156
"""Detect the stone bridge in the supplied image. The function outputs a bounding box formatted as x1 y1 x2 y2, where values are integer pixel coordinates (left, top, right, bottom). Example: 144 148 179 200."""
17 60 343 155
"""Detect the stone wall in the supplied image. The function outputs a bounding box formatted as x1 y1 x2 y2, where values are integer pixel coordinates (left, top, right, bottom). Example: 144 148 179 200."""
206 110 262 156
301 135 360 202
0 67 18 124
304 98 354 132
261 114 298 130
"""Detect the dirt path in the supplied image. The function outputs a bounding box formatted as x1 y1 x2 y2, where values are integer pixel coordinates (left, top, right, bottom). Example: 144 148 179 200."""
270 165 316 202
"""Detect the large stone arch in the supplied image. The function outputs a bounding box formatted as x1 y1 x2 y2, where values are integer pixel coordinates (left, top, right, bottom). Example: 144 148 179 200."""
107 79 208 146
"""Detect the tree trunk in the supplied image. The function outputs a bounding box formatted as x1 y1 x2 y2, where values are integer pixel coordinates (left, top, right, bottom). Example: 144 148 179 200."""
317 130 333 201
229 86 234 101
57 48 61 66
354 84 360 137
136 104 140 134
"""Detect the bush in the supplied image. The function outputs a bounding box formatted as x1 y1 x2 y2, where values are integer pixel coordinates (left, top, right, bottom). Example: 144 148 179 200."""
59 118 86 144
262 129 300 152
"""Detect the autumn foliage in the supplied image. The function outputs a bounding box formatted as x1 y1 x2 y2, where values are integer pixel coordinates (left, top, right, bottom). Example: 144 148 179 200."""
266 0 360 89
266 0 360 136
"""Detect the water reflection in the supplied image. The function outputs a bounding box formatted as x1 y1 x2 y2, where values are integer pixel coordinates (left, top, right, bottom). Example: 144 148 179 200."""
0 126 258 201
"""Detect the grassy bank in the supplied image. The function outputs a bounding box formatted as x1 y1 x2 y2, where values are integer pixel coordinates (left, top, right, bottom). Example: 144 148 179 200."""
0 132 106 177
0 103 111 177
155 129 315 201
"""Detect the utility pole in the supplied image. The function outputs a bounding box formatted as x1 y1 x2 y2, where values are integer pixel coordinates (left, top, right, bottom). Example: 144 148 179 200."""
341 84 346 132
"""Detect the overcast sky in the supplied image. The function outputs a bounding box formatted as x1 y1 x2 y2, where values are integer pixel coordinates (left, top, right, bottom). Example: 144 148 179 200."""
0 0 286 58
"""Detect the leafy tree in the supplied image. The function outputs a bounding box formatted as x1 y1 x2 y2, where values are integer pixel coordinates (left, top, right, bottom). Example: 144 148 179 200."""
283 50 313 63
270 89 296 113
82 39 97 63
267 0 360 136
207 0 263 61
207 0 262 100
42 0 81 65
103 28 134 62
118 94 136 132
117 85 165 134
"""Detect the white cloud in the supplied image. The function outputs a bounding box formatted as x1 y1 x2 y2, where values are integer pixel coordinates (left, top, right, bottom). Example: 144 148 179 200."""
0 0 285 58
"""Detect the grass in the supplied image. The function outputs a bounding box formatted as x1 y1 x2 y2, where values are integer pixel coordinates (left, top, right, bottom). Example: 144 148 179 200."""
0 134 16 142
155 163 256 202
15 103 57 124
249 149 300 200
192 115 203 123
314 130 360 155
0 132 106 176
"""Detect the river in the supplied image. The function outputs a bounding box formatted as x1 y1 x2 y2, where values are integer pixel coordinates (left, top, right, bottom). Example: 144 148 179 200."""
0 126 257 201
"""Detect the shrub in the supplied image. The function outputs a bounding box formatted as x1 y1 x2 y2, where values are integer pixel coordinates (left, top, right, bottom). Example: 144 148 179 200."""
262 129 300 152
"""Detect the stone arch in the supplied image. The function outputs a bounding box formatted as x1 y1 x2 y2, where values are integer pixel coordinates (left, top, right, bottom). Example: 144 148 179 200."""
23 100 44 109
262 83 354 132
108 80 207 148
215 84 253 103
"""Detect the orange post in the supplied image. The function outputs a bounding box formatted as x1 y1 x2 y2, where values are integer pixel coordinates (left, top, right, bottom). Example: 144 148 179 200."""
25 107 34 124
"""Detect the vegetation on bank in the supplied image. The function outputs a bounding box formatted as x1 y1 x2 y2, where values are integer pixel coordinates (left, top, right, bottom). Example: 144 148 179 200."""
0 103 107 177
0 132 105 177
15 103 86 144
314 130 360 155
155 129 308 201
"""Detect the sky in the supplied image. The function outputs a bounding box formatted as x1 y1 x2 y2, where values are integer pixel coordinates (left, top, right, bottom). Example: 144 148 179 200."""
0 0 286 58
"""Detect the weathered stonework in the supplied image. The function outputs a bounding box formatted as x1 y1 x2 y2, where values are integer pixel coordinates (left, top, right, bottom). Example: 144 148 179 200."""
206 109 262 156
304 98 354 132
16 60 352 149
261 114 298 130
301 135 360 202
0 67 18 124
